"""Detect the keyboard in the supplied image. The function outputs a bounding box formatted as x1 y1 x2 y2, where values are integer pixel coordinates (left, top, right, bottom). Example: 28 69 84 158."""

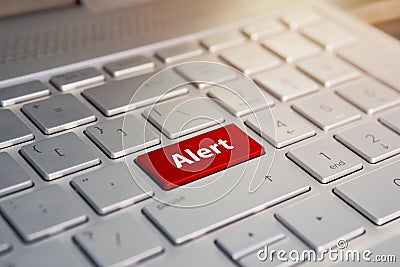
0 1 400 266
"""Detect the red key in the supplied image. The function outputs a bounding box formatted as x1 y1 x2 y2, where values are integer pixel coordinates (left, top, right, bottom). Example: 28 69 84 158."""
136 124 265 190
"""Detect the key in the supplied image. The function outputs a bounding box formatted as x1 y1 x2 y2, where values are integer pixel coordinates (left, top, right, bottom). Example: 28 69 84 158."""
155 42 203 63
301 21 357 50
292 91 361 131
280 8 322 29
0 110 34 149
297 53 361 87
207 78 274 117
219 43 280 75
335 162 400 225
215 217 285 260
380 109 400 134
0 80 50 107
200 31 246 52
336 77 400 114
276 194 365 252
50 67 105 92
0 185 87 242
74 214 163 267
20 132 100 180
71 163 153 215
0 152 33 197
83 70 188 116
246 106 316 148
142 97 225 139
241 18 285 40
254 65 318 102
22 94 96 134
142 160 310 244
287 138 362 183
262 32 321 62
85 115 160 159
335 121 400 164
103 55 155 79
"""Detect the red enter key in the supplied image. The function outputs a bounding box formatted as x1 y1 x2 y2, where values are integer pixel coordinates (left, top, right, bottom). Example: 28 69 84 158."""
136 124 265 190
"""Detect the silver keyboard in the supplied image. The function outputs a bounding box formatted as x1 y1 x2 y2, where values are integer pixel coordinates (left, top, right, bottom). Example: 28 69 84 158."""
0 2 400 266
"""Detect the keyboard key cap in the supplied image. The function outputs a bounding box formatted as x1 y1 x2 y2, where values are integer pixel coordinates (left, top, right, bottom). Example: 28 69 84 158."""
241 18 285 40
254 65 318 102
219 43 280 75
200 31 246 52
287 138 362 183
71 163 153 215
335 121 400 163
74 214 163 266
156 42 203 63
85 115 160 159
0 80 50 107
336 77 400 114
20 132 100 180
50 67 105 92
276 194 365 252
22 94 96 134
143 97 225 139
262 32 321 62
103 55 155 79
0 110 34 149
246 106 316 148
136 124 264 190
0 152 33 197
335 162 400 225
83 70 188 116
297 53 361 87
380 109 400 134
0 185 87 242
280 8 322 29
292 91 361 131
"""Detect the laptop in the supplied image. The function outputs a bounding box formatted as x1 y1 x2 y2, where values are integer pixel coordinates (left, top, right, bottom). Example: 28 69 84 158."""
0 0 399 266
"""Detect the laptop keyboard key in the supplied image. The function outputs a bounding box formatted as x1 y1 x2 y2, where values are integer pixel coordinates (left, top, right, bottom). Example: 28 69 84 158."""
241 18 285 40
22 94 96 134
20 132 100 180
74 214 163 266
380 109 400 134
0 110 34 149
0 80 50 107
335 121 400 163
0 185 87 242
280 8 322 29
103 55 155 79
156 42 203 63
50 67 105 92
200 31 246 52
287 138 363 183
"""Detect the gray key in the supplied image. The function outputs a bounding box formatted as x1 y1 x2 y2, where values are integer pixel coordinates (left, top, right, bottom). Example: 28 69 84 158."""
20 132 100 180
335 121 400 164
241 19 285 40
0 110 34 149
85 115 160 159
83 70 188 116
292 91 361 131
0 80 50 107
336 77 400 114
0 152 33 197
104 55 155 79
280 8 322 29
287 138 363 183
22 94 96 134
254 65 318 102
143 97 225 139
380 109 400 134
156 42 203 63
262 32 321 62
200 31 246 52
219 43 280 75
50 67 105 92
71 163 153 215
74 214 163 267
276 194 365 252
207 78 274 117
335 162 400 225
0 185 87 242
296 53 361 87
246 107 316 148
